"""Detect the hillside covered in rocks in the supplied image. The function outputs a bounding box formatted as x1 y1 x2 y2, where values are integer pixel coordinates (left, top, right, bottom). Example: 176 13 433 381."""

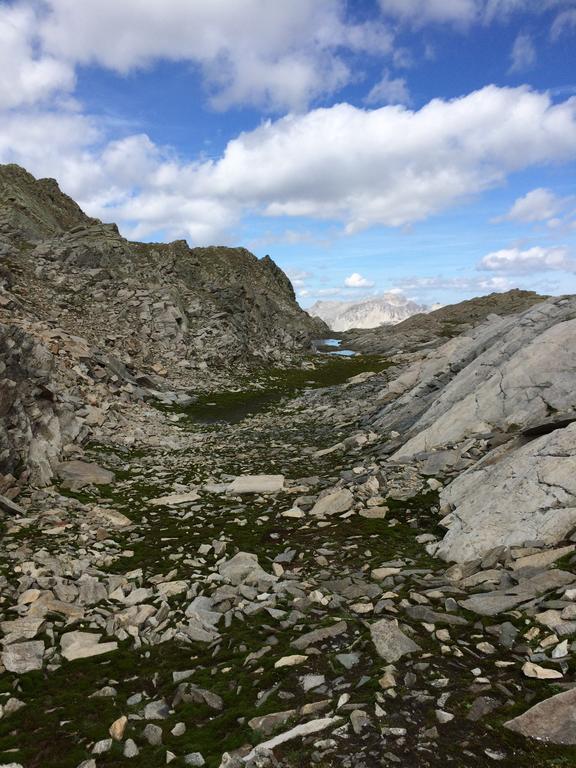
2 167 576 768
0 164 326 492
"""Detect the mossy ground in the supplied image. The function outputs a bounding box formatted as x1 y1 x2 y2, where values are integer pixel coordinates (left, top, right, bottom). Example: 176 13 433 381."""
2 353 575 767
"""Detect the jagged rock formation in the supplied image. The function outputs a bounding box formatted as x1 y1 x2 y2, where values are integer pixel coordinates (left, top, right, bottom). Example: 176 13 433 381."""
366 295 576 561
308 293 427 331
343 289 546 354
0 164 326 487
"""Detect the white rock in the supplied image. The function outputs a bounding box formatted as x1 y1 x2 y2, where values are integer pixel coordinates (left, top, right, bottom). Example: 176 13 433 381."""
310 488 354 518
227 475 284 494
61 631 118 661
274 655 308 668
242 717 342 762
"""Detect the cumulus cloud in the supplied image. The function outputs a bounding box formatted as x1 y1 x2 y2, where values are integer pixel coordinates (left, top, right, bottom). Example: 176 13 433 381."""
365 71 411 105
478 245 575 273
2 85 576 244
0 4 75 109
32 0 393 112
508 32 536 72
345 272 375 288
501 188 566 222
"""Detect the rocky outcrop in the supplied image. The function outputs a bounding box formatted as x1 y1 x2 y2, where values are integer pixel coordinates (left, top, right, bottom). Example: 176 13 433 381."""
363 296 576 562
0 323 83 488
383 297 576 456
0 164 327 385
432 422 576 561
0 164 327 487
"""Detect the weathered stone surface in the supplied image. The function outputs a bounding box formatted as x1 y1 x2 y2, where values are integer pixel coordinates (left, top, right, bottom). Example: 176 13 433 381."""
148 491 200 506
387 299 576 457
1 641 44 673
0 493 24 515
458 592 531 616
243 717 342 762
227 475 284 494
60 631 118 661
218 552 277 586
370 619 421 663
57 460 115 490
248 709 296 736
291 621 348 650
310 488 354 517
505 688 576 744
432 423 576 562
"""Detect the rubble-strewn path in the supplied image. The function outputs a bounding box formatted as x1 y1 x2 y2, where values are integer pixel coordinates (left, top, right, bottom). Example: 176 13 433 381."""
1 354 575 768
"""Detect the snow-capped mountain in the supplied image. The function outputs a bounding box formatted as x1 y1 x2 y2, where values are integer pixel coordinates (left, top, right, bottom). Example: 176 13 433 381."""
307 293 429 331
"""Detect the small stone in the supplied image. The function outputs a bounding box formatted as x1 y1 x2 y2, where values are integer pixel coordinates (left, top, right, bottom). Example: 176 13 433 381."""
143 723 163 745
184 753 206 766
522 661 563 680
275 654 308 668
124 739 139 758
370 619 421 663
109 715 128 741
92 738 112 754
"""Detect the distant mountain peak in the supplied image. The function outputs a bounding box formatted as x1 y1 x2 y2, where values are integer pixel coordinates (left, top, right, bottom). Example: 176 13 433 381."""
308 293 428 331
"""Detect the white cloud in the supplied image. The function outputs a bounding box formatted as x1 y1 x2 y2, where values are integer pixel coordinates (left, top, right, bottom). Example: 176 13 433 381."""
0 4 75 109
501 188 565 222
33 0 392 112
365 71 411 105
345 272 375 288
2 86 576 244
508 32 536 73
551 9 576 39
378 0 479 25
478 245 575 273
396 274 518 294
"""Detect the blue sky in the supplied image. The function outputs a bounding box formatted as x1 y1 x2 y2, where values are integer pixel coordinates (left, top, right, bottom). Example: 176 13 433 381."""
1 1 576 308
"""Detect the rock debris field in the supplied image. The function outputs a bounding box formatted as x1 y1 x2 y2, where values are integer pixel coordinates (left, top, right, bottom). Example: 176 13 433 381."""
2 348 576 768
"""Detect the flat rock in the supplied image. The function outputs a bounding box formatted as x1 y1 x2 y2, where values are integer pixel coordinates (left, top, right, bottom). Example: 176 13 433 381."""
148 491 200 506
226 475 284 494
0 493 25 515
505 687 576 744
522 661 563 680
218 552 277 586
57 460 115 490
90 507 132 527
458 592 531 617
370 619 421 663
432 422 576 562
310 488 354 517
291 621 348 650
248 709 297 736
511 545 575 572
243 717 342 762
1 640 44 673
60 631 118 661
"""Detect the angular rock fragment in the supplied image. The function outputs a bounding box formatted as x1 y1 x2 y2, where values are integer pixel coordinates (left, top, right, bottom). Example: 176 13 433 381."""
370 619 421 663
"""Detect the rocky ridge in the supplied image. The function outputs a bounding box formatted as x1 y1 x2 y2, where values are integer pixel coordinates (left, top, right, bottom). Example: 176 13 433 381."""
343 289 546 355
0 164 326 490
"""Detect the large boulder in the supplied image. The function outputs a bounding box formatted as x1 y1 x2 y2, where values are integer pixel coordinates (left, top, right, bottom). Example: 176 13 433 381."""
431 423 576 562
505 688 576 745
